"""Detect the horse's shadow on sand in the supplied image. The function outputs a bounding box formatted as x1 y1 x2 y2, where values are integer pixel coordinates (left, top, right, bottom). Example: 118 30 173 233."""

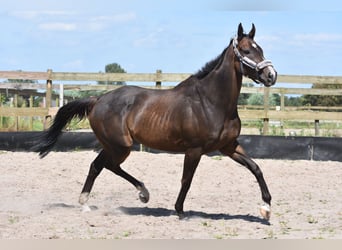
45 203 269 225
117 206 270 225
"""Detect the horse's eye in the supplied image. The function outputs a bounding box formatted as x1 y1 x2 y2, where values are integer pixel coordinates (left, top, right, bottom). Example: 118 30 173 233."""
242 49 250 55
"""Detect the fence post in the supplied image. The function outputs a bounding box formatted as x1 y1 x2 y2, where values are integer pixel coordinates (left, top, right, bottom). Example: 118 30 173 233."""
14 92 18 131
263 87 270 135
0 93 2 129
280 90 285 111
29 95 33 130
315 120 320 136
44 69 53 129
59 83 64 107
46 69 52 108
156 69 162 88
280 90 285 132
263 118 269 135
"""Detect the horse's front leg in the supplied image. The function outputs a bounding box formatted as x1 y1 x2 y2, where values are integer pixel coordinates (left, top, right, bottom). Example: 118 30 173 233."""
220 143 272 220
175 148 202 219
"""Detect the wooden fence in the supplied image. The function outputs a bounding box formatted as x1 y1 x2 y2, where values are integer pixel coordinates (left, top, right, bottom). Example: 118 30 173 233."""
1 70 342 134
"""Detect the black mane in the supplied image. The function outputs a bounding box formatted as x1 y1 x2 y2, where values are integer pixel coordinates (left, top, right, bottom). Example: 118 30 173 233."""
193 39 233 80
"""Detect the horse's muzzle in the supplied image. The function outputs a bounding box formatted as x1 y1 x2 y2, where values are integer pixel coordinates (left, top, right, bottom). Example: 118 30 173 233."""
260 66 277 87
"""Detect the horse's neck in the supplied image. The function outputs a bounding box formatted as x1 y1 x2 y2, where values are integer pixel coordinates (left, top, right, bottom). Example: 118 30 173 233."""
198 47 242 110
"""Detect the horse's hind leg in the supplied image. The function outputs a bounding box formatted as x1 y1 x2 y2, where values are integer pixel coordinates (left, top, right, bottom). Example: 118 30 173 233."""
107 166 150 203
105 146 149 204
79 149 107 211
79 147 149 211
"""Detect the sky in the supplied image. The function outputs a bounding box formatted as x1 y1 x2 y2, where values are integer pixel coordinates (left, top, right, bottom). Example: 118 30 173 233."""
1 0 342 83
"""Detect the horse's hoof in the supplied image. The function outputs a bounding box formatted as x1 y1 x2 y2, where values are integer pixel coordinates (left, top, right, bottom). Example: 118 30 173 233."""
177 212 186 220
79 192 90 205
81 204 92 213
139 192 149 203
137 184 150 203
260 204 271 221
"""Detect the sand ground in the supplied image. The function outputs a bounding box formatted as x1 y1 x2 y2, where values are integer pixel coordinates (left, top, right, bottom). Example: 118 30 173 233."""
0 151 341 239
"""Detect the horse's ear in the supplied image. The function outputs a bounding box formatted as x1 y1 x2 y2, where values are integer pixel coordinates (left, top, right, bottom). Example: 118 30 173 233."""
237 23 244 40
248 23 256 39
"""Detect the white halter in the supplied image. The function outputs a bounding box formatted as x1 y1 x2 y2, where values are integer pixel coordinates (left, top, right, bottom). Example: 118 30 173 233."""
232 37 274 82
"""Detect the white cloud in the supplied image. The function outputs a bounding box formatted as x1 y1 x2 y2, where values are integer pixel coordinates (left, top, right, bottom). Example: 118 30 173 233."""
256 33 342 51
211 0 342 11
294 33 342 43
87 12 137 31
39 22 77 31
290 33 342 49
91 12 136 23
133 28 165 48
10 9 136 32
10 10 75 20
11 10 136 23
212 0 289 11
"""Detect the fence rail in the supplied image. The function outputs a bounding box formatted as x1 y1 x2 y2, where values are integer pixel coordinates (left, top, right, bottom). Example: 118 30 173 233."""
1 70 342 134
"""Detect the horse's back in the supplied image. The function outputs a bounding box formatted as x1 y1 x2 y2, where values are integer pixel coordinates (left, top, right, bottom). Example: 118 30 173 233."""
87 81 231 153
88 86 181 149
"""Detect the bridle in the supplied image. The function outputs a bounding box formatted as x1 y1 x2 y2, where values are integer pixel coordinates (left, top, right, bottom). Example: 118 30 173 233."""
232 37 274 83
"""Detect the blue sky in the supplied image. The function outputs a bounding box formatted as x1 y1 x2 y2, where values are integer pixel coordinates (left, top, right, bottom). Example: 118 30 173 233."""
1 0 342 80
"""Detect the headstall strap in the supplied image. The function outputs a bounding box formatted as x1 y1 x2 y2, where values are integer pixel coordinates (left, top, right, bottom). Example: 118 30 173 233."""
232 38 245 75
233 37 274 74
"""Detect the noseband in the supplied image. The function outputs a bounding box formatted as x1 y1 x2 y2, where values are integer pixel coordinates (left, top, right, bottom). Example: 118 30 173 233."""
232 37 274 83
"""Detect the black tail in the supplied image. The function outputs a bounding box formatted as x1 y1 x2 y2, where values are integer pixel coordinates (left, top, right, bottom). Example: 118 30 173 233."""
34 97 97 158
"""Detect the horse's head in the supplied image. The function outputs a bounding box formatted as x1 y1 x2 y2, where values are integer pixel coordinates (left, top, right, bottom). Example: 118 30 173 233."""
233 23 277 87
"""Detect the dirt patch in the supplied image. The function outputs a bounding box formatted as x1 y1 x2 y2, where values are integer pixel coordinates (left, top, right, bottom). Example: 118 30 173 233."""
0 151 341 239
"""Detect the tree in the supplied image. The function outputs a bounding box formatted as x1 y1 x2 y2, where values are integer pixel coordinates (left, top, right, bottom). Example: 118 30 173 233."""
302 83 342 107
285 95 303 106
247 93 264 106
247 93 280 106
98 63 126 85
238 83 253 105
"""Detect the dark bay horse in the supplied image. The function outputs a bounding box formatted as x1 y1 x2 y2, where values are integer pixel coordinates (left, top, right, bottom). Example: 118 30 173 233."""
35 23 277 220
